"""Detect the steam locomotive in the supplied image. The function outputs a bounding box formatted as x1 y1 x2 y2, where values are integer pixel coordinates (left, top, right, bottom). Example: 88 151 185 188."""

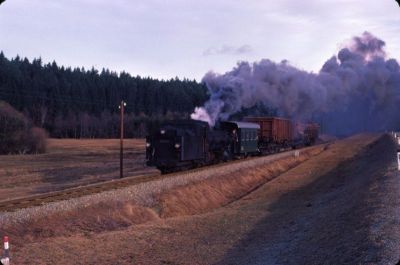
146 117 319 173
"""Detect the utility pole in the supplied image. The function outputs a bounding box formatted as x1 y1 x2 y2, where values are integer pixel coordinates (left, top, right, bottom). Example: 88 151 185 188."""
119 100 126 178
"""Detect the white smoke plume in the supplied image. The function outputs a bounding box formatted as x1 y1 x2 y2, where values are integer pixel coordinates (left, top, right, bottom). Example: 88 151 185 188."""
191 32 400 135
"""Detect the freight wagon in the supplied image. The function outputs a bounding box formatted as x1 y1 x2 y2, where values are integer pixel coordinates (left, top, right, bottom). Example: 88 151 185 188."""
244 117 319 153
244 117 295 153
303 123 320 145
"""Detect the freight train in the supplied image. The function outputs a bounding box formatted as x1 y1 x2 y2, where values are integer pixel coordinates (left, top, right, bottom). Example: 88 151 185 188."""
146 117 319 173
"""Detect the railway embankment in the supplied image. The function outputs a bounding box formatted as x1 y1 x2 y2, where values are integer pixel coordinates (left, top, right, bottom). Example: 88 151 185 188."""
157 146 324 218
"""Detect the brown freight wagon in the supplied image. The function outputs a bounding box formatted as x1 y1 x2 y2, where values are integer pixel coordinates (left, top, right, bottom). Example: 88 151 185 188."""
244 117 294 144
304 123 319 145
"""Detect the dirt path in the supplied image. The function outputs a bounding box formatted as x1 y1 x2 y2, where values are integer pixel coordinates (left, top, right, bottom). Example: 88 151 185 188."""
8 134 400 264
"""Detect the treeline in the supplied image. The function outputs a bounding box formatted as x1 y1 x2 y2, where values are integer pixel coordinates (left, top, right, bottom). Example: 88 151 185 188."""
0 52 208 138
52 111 184 138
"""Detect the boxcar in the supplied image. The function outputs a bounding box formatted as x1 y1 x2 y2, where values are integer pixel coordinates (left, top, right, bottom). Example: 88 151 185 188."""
303 123 320 145
243 116 295 153
244 117 293 143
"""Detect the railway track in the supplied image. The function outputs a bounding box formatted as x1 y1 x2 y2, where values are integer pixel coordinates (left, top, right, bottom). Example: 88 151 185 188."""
0 144 326 213
0 171 167 212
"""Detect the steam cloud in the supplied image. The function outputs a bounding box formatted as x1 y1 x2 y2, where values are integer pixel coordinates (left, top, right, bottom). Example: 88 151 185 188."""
191 32 400 135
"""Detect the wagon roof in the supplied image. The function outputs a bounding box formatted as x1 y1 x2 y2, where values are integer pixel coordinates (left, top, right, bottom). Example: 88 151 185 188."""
244 116 291 121
226 121 260 129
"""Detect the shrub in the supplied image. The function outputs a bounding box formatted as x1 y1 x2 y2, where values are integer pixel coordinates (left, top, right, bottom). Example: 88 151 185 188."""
0 101 48 154
27 127 48 153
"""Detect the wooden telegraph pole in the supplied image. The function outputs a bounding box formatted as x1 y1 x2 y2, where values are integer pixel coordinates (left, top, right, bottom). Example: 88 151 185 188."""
119 100 126 178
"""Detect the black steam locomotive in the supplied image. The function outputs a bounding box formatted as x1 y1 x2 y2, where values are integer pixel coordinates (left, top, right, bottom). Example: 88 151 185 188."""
146 118 319 173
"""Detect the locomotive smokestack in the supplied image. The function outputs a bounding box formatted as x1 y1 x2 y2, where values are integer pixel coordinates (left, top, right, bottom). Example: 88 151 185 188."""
192 32 400 135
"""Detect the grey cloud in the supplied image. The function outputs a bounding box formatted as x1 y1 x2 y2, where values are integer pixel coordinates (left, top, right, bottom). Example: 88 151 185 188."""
203 44 252 56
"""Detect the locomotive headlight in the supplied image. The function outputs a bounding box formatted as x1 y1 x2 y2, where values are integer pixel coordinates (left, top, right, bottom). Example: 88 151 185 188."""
160 130 165 134
174 143 181 149
146 142 151 148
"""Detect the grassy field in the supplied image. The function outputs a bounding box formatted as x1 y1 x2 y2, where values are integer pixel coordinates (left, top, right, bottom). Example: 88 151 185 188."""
5 134 393 264
0 138 157 201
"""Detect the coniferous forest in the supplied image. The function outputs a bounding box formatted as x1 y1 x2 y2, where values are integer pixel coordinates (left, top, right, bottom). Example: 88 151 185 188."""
0 52 209 138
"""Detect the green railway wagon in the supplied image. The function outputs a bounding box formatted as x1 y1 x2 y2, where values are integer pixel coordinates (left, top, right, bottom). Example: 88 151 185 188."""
220 121 260 156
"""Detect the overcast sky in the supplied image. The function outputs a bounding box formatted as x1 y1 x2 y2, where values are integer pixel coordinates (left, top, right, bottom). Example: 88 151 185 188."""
0 0 399 80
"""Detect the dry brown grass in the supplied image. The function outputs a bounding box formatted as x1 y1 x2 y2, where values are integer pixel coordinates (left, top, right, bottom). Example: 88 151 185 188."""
8 134 385 265
4 201 159 246
0 138 154 201
47 138 145 153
